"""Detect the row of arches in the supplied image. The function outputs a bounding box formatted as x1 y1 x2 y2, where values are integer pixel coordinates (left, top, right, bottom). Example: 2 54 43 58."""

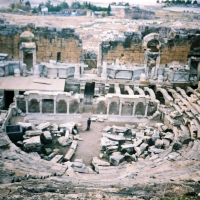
24 99 150 116
96 101 147 116
27 99 79 114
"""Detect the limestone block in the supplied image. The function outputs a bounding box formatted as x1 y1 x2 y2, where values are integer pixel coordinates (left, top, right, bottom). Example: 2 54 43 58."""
103 133 126 142
106 146 118 154
59 122 75 133
50 155 63 163
23 136 42 152
109 153 124 166
92 157 110 167
36 122 51 130
40 131 52 144
155 139 164 149
100 137 118 151
64 149 75 161
71 140 78 150
44 148 52 155
17 122 32 130
148 146 164 154
164 132 174 142
58 136 72 147
25 130 43 137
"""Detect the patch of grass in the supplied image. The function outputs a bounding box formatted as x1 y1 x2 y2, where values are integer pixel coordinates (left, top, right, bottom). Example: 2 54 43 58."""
110 185 115 188
60 190 69 194
167 196 198 200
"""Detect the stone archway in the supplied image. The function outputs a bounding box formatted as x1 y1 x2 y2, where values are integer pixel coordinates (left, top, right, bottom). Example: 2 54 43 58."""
69 100 79 114
28 98 39 113
156 91 165 105
109 101 119 115
143 33 161 79
42 99 54 113
19 31 36 73
56 100 67 113
121 103 133 116
135 102 145 116
97 101 107 114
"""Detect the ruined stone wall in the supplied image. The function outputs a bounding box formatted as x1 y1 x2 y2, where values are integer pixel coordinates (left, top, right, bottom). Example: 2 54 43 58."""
0 24 82 63
102 27 200 65
102 33 144 65
121 8 155 20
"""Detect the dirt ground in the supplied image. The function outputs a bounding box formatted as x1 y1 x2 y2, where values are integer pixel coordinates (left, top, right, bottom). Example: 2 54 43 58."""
10 114 160 166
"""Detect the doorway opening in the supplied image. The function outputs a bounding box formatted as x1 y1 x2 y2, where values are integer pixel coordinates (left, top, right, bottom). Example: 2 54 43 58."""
57 52 61 62
19 91 25 95
4 90 15 109
23 52 33 71
84 82 95 105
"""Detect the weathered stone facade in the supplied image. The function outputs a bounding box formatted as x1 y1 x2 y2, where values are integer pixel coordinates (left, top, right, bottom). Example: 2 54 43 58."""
101 27 200 66
0 24 82 63
120 7 155 20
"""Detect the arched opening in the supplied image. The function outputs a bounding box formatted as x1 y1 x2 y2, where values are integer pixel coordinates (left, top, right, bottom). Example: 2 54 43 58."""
186 92 193 97
147 39 159 52
190 35 200 52
168 91 173 98
109 102 119 115
24 52 33 71
134 91 139 95
135 102 145 116
97 101 107 114
4 90 14 109
156 91 165 105
28 99 39 113
148 101 156 116
145 91 150 96
84 82 95 104
69 100 79 114
17 98 26 113
56 100 67 113
121 103 133 116
42 99 54 113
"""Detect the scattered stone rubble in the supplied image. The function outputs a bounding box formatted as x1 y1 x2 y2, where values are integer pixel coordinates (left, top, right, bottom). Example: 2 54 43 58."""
4 120 83 169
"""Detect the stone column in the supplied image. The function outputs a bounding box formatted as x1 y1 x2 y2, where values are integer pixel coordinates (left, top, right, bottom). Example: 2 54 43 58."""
74 64 80 79
156 100 160 111
101 61 107 80
119 101 122 116
155 55 160 78
145 102 149 117
67 101 70 114
13 97 17 107
39 99 42 114
107 100 110 115
132 102 136 116
97 43 102 77
197 62 200 81
54 96 57 114
25 99 29 114
144 51 148 76
33 49 36 71
19 49 24 73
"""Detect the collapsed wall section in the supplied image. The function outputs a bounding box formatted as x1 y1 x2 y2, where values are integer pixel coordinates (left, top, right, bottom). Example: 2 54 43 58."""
0 23 82 63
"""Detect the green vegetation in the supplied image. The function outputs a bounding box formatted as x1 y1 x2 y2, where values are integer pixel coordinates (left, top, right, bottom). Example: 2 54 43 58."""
167 196 198 200
157 0 197 4
34 1 111 15
6 1 31 12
